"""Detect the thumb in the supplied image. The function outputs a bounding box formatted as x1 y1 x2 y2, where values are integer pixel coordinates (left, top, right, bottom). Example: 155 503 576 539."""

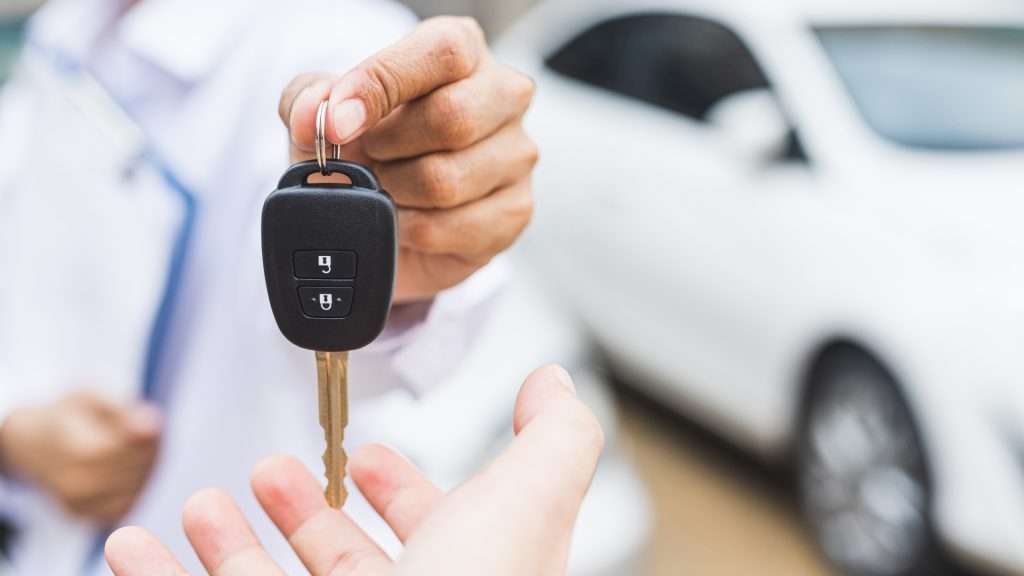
486 365 605 522
513 364 577 435
393 367 603 576
68 390 126 421
326 16 485 143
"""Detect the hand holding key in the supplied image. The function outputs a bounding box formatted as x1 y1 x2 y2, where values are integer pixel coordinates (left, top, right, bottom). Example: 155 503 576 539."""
278 17 538 303
263 125 396 508
105 366 604 576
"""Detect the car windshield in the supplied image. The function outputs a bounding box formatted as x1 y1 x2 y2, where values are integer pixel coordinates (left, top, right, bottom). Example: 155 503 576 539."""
816 26 1024 151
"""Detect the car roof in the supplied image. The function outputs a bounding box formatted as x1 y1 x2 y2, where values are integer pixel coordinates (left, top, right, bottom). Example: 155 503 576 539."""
793 0 1024 26
500 0 1024 64
535 0 1024 29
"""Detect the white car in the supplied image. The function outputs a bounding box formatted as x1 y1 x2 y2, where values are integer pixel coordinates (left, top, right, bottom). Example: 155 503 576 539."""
499 0 1024 574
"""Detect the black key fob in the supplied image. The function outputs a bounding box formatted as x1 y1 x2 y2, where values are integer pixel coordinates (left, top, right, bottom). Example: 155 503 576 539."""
262 159 397 351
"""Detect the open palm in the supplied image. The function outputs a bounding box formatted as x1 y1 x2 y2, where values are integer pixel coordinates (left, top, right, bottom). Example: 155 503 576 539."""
105 366 603 576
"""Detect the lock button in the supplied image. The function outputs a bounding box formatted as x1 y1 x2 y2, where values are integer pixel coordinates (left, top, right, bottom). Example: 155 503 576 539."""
294 251 357 279
298 286 354 318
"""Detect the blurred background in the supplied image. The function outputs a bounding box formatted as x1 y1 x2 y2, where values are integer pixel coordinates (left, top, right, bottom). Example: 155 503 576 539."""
2 1 1022 575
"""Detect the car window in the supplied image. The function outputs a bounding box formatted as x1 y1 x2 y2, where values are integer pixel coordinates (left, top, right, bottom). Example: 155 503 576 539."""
817 26 1024 151
546 13 770 122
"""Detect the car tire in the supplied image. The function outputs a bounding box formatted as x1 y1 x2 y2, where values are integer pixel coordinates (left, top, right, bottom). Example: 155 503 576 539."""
796 347 948 576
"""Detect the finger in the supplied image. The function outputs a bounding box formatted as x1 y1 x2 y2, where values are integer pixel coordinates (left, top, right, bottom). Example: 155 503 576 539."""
398 178 533 258
285 76 335 153
68 390 124 420
326 16 487 144
363 63 534 161
106 526 189 576
251 455 391 576
182 489 285 576
480 365 603 529
394 366 604 575
75 393 162 443
279 73 326 128
375 122 538 208
391 250 482 303
118 403 163 441
349 444 443 542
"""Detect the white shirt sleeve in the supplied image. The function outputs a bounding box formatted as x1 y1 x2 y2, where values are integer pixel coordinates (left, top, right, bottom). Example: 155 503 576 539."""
367 259 510 395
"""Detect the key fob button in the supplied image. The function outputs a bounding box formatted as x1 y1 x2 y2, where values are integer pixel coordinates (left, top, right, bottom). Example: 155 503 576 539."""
294 250 357 279
298 286 354 318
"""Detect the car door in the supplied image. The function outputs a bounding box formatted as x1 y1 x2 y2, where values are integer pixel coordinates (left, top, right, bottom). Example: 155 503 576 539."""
522 12 737 392
526 12 818 433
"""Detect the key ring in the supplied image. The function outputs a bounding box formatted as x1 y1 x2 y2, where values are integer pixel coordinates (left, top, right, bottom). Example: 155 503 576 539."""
315 100 342 175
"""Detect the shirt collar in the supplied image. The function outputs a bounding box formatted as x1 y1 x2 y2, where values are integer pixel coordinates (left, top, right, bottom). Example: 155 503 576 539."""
29 0 245 83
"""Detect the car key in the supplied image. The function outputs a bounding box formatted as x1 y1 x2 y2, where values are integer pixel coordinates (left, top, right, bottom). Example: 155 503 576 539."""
262 101 397 508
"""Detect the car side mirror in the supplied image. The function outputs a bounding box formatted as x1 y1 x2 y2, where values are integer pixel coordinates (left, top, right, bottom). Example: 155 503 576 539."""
706 89 790 164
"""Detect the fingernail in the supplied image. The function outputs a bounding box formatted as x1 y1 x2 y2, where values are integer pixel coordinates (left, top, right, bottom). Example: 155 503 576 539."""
332 99 367 142
549 365 576 395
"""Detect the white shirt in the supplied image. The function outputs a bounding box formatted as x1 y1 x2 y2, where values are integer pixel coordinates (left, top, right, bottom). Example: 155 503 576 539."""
0 0 506 573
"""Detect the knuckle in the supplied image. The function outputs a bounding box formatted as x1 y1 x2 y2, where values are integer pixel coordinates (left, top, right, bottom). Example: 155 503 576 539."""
517 187 536 224
432 18 482 79
432 88 475 147
523 138 541 170
492 191 533 254
406 216 443 252
325 546 382 576
360 58 404 114
506 184 535 232
420 156 460 207
508 71 536 111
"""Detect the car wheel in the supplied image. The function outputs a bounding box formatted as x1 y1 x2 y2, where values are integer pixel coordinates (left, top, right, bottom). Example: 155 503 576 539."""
797 349 945 576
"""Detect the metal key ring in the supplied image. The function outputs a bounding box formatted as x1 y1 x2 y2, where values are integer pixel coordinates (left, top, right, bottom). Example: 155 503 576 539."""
315 101 343 175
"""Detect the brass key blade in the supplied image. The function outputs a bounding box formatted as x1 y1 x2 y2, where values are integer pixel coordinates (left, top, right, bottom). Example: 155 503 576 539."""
316 350 349 508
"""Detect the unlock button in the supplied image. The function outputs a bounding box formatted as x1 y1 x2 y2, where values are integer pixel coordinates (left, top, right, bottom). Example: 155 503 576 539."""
298 287 354 318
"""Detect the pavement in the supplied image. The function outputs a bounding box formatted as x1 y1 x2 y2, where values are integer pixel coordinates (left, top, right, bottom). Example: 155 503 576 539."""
614 384 835 576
